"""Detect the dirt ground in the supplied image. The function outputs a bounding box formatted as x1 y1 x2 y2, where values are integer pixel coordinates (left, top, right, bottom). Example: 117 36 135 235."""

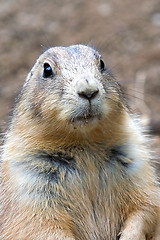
0 0 160 173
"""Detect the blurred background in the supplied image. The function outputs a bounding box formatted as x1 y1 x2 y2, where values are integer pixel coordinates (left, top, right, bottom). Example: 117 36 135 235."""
0 0 160 173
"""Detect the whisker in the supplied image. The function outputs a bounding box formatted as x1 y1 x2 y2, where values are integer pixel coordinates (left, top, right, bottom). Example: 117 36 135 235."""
105 96 128 112
123 93 144 102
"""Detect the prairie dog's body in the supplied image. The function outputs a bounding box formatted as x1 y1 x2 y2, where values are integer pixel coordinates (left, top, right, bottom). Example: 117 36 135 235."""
0 44 160 240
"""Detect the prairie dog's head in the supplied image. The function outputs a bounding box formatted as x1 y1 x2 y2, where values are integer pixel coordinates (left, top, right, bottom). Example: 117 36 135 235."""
19 45 125 134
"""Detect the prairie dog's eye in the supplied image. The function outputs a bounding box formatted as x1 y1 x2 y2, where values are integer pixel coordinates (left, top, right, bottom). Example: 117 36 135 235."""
43 63 54 78
99 59 105 72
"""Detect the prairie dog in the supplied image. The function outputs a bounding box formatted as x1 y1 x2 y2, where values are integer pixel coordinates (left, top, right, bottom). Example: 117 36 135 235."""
0 44 160 240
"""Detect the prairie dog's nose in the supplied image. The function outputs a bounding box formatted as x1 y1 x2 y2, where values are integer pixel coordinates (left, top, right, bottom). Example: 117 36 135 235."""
77 77 99 101
78 89 99 101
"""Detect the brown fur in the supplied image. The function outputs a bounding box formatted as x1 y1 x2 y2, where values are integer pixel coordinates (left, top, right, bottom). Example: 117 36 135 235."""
0 44 160 239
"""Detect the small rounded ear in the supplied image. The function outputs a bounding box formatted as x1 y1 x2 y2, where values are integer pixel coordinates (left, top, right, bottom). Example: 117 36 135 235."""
99 59 105 72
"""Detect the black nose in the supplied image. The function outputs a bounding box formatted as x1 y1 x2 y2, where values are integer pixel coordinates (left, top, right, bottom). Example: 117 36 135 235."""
78 89 99 101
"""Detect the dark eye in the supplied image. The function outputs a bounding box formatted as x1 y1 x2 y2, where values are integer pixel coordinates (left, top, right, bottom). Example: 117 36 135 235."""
100 59 105 72
43 63 53 78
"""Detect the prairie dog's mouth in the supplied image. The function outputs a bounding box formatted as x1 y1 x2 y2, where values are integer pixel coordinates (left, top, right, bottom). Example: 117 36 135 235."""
70 112 102 124
67 98 104 125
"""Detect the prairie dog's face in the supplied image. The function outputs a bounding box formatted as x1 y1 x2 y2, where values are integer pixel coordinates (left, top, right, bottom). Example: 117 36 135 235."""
24 45 123 129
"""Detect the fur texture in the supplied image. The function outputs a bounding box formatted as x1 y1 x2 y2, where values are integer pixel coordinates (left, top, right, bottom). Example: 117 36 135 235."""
0 45 160 240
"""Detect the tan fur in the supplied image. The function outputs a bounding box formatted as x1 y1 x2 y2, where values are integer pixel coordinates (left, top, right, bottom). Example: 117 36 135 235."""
0 44 160 240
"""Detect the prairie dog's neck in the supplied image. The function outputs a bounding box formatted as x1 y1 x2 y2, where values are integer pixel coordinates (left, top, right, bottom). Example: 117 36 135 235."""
4 109 141 155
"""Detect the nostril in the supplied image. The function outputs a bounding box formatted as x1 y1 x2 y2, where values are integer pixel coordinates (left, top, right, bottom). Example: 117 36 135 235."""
78 89 99 101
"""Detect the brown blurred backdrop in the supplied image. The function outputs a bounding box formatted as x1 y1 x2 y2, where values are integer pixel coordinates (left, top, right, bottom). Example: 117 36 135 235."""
0 0 160 171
